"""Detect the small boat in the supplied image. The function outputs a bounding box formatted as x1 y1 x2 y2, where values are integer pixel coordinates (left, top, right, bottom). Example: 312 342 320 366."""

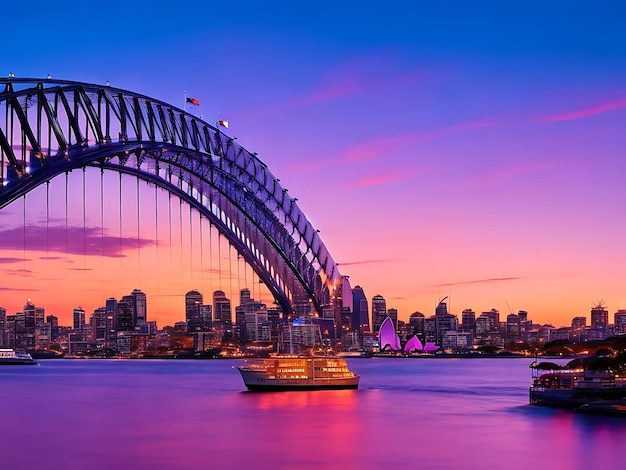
0 349 38 365
237 356 359 391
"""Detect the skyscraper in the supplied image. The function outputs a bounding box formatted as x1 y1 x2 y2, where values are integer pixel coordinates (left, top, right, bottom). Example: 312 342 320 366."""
116 296 134 332
371 295 387 335
408 312 425 339
387 308 398 329
435 298 457 346
0 307 6 347
186 289 204 333
615 310 626 335
213 290 231 324
131 289 147 326
591 304 609 329
105 298 118 342
73 307 86 330
352 286 369 334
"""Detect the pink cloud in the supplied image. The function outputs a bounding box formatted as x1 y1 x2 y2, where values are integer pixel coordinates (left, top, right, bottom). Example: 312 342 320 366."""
338 259 395 266
0 225 154 258
0 257 24 264
539 96 626 122
430 277 521 287
236 57 427 120
341 116 500 163
349 172 407 189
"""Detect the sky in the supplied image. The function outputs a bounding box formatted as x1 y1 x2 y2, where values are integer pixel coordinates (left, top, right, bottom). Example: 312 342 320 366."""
1 0 625 328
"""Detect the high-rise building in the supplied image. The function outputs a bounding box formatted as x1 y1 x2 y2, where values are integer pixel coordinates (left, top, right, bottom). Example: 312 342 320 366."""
408 312 425 340
131 289 147 326
371 295 387 335
387 308 398 329
506 314 520 340
0 307 6 347
351 286 369 334
92 307 108 342
240 288 251 306
46 315 59 341
615 310 626 335
461 309 476 333
591 305 609 330
105 298 118 342
213 290 232 324
435 298 457 346
73 307 85 330
116 296 134 332
186 290 204 333
481 309 500 332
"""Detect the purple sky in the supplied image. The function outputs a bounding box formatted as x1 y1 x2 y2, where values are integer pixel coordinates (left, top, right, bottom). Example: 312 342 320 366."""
1 0 625 326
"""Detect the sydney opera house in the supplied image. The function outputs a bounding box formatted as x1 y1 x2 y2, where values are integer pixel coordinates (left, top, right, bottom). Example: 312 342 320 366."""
378 316 439 353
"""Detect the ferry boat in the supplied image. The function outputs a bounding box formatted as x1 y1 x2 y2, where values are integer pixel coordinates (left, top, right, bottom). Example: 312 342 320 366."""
529 360 626 408
237 356 359 391
0 349 38 365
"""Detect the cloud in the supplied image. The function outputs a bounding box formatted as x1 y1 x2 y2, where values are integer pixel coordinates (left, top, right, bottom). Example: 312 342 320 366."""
539 96 626 122
338 259 395 266
0 268 33 276
430 277 521 287
0 286 39 292
0 225 155 258
349 172 408 189
236 57 426 120
0 257 25 264
341 116 499 163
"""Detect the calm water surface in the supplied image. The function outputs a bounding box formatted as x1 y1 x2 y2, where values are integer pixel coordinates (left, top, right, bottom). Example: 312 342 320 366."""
1 358 625 469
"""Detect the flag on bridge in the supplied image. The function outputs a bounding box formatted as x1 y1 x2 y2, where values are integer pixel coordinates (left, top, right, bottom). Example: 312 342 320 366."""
218 120 229 129
186 97 200 106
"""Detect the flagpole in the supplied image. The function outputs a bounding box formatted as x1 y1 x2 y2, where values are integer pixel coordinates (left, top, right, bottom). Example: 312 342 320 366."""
184 90 187 112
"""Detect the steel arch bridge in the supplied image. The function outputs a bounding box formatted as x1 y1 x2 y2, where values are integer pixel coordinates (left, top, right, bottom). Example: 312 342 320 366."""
0 77 342 315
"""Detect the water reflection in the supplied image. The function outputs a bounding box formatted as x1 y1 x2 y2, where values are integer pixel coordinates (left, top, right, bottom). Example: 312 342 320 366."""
251 389 358 410
2 359 626 470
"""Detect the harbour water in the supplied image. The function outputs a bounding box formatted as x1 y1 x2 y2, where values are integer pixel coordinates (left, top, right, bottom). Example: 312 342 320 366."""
2 358 625 469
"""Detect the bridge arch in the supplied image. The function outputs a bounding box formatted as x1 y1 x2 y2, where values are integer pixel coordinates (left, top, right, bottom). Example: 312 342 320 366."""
0 77 341 315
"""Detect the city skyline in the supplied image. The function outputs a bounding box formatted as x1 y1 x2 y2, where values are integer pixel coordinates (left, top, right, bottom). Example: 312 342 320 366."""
2 287 623 333
1 1 626 327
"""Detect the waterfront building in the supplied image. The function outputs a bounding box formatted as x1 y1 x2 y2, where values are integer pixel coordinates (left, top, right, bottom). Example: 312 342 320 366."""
105 298 117 339
442 331 473 350
46 314 59 341
131 289 147 326
461 309 476 334
387 308 398 329
73 307 85 330
185 289 205 333
351 285 370 335
213 290 232 325
434 299 457 346
555 327 572 341
481 309 500 332
116 296 134 332
571 316 587 342
5 315 16 348
91 307 108 343
35 323 52 350
538 325 556 343
591 305 609 327
506 314 520 341
408 312 425 341
371 295 387 335
0 307 5 347
615 310 626 335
